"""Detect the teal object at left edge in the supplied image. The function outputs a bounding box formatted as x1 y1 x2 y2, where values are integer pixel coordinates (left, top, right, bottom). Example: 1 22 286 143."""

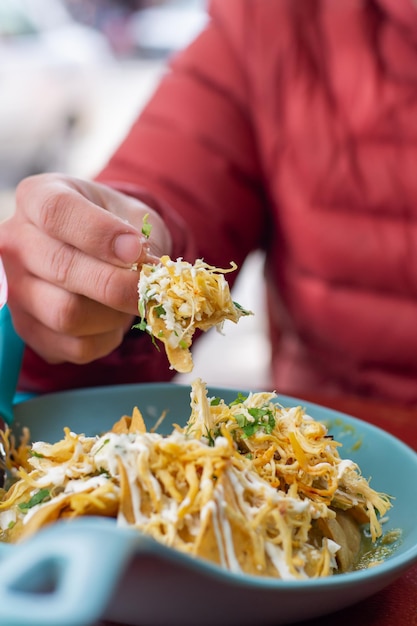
0 305 25 424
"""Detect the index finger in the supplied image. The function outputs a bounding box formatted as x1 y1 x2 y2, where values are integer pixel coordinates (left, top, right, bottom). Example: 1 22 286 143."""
17 175 149 268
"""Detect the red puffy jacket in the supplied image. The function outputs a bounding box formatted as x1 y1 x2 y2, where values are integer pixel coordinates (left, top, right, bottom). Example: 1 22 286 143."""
20 0 417 405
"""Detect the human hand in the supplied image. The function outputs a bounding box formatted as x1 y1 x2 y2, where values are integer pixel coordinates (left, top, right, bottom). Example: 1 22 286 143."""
0 173 172 364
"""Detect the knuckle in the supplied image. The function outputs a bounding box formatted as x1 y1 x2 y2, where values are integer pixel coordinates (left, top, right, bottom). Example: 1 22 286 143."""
49 292 83 335
38 189 75 234
49 243 77 286
98 265 119 303
95 265 135 310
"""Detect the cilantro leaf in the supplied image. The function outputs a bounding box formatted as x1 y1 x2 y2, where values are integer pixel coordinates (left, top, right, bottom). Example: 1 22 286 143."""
18 489 51 511
234 407 276 438
233 301 252 316
230 392 248 406
205 426 222 446
133 319 148 332
141 213 152 238
154 304 166 318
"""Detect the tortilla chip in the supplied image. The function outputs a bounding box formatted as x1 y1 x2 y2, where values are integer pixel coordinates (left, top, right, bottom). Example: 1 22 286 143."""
193 474 266 575
117 456 135 524
165 343 193 374
18 484 119 542
18 499 63 541
192 501 223 566
111 407 146 435
111 415 132 434
137 257 252 373
317 509 361 572
147 308 193 373
130 407 146 434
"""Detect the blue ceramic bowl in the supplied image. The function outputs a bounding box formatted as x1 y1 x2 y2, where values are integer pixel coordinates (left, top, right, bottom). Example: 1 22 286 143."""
0 383 416 626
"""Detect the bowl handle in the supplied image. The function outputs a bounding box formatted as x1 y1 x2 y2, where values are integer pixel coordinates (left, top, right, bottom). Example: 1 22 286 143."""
0 518 139 626
0 305 25 424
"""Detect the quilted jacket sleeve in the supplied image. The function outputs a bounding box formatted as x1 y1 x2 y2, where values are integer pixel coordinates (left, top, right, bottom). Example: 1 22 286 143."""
96 0 269 275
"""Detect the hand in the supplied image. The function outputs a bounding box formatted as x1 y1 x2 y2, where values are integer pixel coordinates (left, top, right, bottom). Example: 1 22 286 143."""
0 173 172 364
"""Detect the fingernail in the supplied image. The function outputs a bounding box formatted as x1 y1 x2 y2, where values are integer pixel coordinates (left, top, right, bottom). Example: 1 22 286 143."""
114 233 142 264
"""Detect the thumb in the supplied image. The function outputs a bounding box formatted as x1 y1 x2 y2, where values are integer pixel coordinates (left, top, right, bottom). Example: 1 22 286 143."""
113 232 145 265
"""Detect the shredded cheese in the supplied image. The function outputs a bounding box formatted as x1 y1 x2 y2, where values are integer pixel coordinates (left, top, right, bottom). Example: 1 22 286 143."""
136 257 252 373
0 379 392 579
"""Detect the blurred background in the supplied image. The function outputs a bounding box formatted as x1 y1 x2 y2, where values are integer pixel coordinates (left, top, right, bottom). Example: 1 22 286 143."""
0 0 270 390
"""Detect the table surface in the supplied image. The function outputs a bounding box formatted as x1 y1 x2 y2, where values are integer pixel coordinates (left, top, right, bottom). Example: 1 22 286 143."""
93 393 417 626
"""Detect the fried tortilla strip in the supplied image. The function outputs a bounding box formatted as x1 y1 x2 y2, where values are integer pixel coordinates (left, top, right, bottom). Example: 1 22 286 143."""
33 431 81 463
